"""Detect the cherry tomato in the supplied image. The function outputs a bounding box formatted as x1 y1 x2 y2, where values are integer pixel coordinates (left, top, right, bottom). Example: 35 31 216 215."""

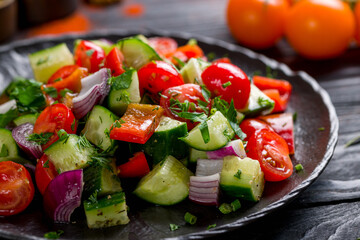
33 103 77 150
104 47 125 77
74 40 105 73
148 37 178 56
285 0 355 59
47 65 79 84
201 62 251 109
137 61 184 96
35 155 58 195
246 128 293 181
175 43 204 60
160 84 209 130
239 118 273 142
0 161 35 216
227 0 289 49
355 1 360 44
212 57 232 64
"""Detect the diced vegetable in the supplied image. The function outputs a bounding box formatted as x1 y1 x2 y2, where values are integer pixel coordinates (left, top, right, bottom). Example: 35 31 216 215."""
12 123 43 159
13 114 37 126
35 155 58 195
0 128 20 161
206 139 246 159
189 173 220 206
195 159 223 176
117 152 150 178
189 148 208 164
180 58 210 84
238 84 275 116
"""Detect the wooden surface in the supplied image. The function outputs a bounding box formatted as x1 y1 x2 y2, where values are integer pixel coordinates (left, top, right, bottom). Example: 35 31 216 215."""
4 0 360 239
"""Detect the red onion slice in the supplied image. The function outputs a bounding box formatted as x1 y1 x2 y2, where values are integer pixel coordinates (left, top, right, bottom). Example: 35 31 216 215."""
43 169 83 223
206 139 246 159
189 173 220 206
195 159 223 177
72 68 110 119
12 123 43 159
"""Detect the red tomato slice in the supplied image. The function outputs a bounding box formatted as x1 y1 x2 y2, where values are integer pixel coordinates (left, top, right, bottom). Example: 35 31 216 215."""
262 89 287 113
110 103 164 144
47 65 79 84
137 60 184 96
239 118 274 142
104 47 125 77
258 113 295 155
33 103 77 150
201 62 251 109
160 83 209 130
148 37 178 56
117 152 150 178
35 155 58 195
246 128 293 182
0 161 35 216
74 40 105 73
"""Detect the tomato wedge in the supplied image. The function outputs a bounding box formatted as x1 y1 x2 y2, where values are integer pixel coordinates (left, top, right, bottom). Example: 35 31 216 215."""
33 103 77 150
246 128 293 181
110 103 164 144
262 89 287 113
148 37 178 57
104 47 125 77
117 152 150 178
74 40 105 73
0 161 35 216
239 118 274 142
47 65 79 84
35 155 58 195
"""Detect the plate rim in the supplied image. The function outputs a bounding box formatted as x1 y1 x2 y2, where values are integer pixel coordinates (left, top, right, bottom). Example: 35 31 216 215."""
0 29 339 240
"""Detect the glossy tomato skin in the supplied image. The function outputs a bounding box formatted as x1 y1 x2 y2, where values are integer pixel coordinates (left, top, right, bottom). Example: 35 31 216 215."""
137 61 184 96
74 40 106 73
0 161 35 216
201 62 251 109
148 37 178 57
33 103 77 150
227 0 289 49
104 47 125 77
47 65 79 84
160 84 209 130
285 0 355 59
355 1 360 44
35 155 59 195
239 118 274 142
246 128 293 181
117 152 150 178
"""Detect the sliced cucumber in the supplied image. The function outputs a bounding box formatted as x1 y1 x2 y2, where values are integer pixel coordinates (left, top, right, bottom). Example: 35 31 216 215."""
84 192 129 228
181 111 234 151
116 37 161 69
130 116 189 165
189 148 207 164
180 58 210 84
82 105 117 151
29 43 74 83
238 84 275 117
220 156 265 202
0 128 19 161
107 69 141 116
73 39 114 55
133 155 193 205
13 114 37 126
44 134 94 173
83 158 122 198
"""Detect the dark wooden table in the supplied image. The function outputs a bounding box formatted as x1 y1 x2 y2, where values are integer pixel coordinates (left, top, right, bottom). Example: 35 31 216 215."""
4 0 360 239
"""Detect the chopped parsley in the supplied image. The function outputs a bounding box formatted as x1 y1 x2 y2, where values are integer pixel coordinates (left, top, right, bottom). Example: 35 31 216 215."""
257 97 273 107
172 56 185 68
222 81 232 88
234 169 242 179
0 144 9 157
43 160 50 168
85 49 95 57
53 78 62 83
27 132 53 145
88 191 98 204
200 85 211 102
0 108 18 128
71 119 76 132
36 56 49 66
169 224 180 231
57 129 69 143
295 163 304 172
266 65 277 79
109 69 134 90
60 88 73 97
44 230 64 239
43 87 58 98
207 224 216 230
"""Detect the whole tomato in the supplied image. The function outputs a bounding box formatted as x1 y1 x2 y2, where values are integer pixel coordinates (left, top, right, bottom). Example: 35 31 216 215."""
226 0 289 49
285 0 355 59
355 1 360 44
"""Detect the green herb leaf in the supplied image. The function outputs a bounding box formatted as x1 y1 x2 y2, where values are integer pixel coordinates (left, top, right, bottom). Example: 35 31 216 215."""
76 134 93 151
173 56 185 68
53 78 62 83
37 56 49 66
266 65 277 79
43 87 58 98
60 88 73 97
234 169 242 179
43 160 50 168
27 132 53 145
184 212 197 225
44 230 64 239
88 191 98 204
169 224 180 231
198 120 210 144
222 81 232 88
57 129 69 144
109 69 134 90
115 90 131 104
71 119 76 132
85 49 95 57
200 85 211 102
0 144 9 157
0 108 18 128
207 224 216 230
257 97 273 107
295 163 304 172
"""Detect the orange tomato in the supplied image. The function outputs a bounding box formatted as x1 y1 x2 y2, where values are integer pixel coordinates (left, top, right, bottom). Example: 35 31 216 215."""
355 1 360 44
226 0 289 49
285 0 355 59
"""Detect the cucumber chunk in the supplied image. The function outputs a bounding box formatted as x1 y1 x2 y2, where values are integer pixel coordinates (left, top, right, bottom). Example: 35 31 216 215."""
133 155 193 205
180 58 210 84
238 84 275 116
220 156 265 202
84 158 122 198
84 192 129 228
181 111 234 151
130 116 189 165
29 43 74 83
82 105 118 151
116 37 161 69
0 128 19 161
107 69 141 116
13 114 37 126
189 148 207 164
44 134 94 173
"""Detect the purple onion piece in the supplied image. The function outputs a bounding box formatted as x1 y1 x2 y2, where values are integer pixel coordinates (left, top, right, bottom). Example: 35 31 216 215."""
72 68 110 119
12 123 43 159
206 139 246 160
189 173 220 206
195 159 223 177
43 169 83 223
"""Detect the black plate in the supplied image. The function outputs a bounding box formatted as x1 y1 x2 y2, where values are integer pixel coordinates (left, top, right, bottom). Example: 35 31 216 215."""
0 30 338 240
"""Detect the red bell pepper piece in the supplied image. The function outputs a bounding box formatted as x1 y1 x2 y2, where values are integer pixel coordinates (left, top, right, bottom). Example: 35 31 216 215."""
104 47 125 77
117 152 150 178
262 89 287 113
258 113 295 155
109 103 164 144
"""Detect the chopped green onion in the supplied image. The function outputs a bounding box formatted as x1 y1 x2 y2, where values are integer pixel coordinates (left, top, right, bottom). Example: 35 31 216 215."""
169 224 180 231
207 224 216 230
318 127 325 131
222 81 232 88
184 212 197 225
345 135 360 148
295 164 304 172
219 203 232 214
44 230 64 239
231 199 241 212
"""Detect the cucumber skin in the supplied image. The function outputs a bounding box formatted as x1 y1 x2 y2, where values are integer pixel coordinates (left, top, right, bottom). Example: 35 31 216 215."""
13 114 37 126
239 84 275 117
133 156 193 206
0 128 20 161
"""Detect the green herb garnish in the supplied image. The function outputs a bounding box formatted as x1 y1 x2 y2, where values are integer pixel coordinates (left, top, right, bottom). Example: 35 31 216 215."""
109 69 134 90
295 163 304 172
169 224 180 231
173 56 185 68
27 132 53 145
43 160 50 168
219 203 232 214
345 135 360 148
85 49 95 57
44 230 64 239
37 56 49 66
71 119 76 132
222 81 232 88
207 224 216 230
43 87 58 98
60 88 73 97
318 127 325 131
234 169 242 179
184 212 197 225
231 199 241 211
